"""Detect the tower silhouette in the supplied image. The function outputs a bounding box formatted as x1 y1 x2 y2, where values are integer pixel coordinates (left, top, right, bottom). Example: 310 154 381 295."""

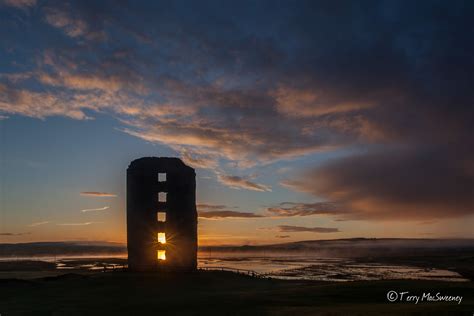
127 157 197 271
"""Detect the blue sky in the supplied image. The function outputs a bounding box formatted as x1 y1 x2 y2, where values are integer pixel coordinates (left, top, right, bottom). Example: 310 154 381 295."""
1 0 473 245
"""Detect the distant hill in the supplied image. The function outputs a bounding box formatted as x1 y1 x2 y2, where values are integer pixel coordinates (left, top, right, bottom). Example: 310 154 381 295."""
202 237 474 249
199 238 474 257
264 237 474 249
0 241 126 258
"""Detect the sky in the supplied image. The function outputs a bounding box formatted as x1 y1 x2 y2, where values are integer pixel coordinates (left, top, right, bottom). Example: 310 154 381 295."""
0 0 473 245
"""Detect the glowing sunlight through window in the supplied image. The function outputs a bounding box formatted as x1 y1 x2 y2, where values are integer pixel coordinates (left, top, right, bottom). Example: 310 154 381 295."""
157 250 166 260
158 232 166 244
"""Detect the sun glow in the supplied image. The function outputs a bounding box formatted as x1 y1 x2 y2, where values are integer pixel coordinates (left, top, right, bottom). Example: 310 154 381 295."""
157 250 166 260
158 232 166 244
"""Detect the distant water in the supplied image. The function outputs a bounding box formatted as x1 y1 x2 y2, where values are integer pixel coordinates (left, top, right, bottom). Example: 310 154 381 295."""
1 252 468 282
199 253 469 282
199 254 468 282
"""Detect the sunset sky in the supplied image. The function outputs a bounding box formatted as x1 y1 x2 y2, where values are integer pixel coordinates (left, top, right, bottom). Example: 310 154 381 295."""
1 0 473 246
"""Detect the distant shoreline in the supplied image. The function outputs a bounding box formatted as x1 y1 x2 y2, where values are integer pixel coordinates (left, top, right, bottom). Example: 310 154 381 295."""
1 238 473 258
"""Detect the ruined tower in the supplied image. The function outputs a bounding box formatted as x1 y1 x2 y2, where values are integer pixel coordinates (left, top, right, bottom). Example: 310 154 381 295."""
127 157 197 271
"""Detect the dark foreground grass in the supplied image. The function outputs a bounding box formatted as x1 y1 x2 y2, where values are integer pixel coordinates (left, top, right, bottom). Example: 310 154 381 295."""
0 271 473 315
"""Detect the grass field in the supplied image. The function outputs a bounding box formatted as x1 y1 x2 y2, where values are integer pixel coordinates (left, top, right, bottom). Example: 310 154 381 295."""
0 270 473 315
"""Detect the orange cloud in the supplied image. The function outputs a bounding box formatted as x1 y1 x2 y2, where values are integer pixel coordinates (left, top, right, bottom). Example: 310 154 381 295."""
80 206 109 213
272 85 373 117
267 202 347 217
198 211 263 219
28 221 50 227
277 225 340 233
216 174 271 192
80 192 117 197
57 222 99 226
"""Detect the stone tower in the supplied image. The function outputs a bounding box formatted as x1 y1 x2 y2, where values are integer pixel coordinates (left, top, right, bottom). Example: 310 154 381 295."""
127 157 197 271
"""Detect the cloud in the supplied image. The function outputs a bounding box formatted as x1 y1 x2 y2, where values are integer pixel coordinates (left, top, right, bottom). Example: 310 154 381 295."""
198 202 343 219
181 150 219 170
80 192 117 197
80 206 109 213
284 145 474 220
0 232 31 236
43 5 105 40
198 203 261 219
267 202 347 217
277 225 340 233
0 83 91 120
57 222 98 226
1 0 36 9
272 85 373 118
217 174 271 192
0 0 473 208
197 203 231 211
118 98 346 166
1 3 367 166
28 221 50 227
198 211 263 219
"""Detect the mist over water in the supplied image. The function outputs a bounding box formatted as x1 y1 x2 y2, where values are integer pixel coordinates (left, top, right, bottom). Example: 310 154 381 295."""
0 250 466 282
1 239 472 281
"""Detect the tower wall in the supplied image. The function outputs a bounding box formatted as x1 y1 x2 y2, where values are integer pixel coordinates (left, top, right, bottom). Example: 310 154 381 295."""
127 157 197 271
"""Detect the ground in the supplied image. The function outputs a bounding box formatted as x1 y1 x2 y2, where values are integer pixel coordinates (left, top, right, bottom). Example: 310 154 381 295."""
0 270 473 315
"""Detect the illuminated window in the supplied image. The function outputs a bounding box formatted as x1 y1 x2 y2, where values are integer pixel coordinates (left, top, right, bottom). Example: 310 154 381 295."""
157 212 166 222
158 192 167 202
157 250 166 260
158 173 166 182
158 232 166 244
